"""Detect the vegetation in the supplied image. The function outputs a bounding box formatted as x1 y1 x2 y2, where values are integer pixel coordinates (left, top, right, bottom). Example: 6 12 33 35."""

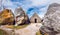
5 24 29 29
36 31 48 35
36 31 42 35
0 29 8 35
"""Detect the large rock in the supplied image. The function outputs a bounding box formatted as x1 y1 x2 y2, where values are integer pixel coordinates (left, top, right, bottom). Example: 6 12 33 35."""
0 9 14 25
14 7 24 17
40 3 60 35
14 7 30 26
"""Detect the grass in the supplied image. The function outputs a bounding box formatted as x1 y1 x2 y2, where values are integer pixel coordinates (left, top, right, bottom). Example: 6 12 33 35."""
5 24 29 29
36 31 42 35
0 29 8 35
36 31 48 35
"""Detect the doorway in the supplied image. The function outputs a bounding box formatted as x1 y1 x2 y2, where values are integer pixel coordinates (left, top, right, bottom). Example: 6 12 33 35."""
35 18 37 23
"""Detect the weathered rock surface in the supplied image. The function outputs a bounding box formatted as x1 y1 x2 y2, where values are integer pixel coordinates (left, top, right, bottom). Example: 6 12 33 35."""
41 3 60 35
14 7 30 26
14 7 24 17
0 9 14 25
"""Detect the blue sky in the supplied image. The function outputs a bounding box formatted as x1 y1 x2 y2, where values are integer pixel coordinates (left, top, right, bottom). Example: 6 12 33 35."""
1 0 60 18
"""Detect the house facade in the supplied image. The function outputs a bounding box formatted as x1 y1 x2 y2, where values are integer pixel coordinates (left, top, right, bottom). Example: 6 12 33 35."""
30 13 41 23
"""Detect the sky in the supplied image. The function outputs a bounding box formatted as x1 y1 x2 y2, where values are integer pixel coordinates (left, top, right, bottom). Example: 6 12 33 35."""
0 0 60 18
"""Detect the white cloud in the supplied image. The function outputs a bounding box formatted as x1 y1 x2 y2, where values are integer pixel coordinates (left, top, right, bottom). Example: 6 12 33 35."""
2 0 13 6
1 0 18 13
19 0 50 18
30 0 50 6
1 0 60 18
50 0 60 4
38 6 48 18
39 14 44 18
15 0 50 12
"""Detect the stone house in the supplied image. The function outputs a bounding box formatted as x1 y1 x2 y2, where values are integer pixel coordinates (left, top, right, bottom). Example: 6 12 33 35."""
30 13 41 23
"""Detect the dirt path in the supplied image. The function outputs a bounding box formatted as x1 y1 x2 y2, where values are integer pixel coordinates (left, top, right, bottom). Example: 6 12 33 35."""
0 23 43 35
15 23 43 35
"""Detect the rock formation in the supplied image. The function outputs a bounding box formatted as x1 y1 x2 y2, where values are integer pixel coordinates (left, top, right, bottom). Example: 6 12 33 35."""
0 9 14 25
14 7 24 17
40 3 60 35
14 7 30 26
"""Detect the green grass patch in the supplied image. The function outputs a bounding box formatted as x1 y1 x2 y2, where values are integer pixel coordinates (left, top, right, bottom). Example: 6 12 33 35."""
36 31 42 35
36 31 48 35
0 29 8 35
5 24 29 29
